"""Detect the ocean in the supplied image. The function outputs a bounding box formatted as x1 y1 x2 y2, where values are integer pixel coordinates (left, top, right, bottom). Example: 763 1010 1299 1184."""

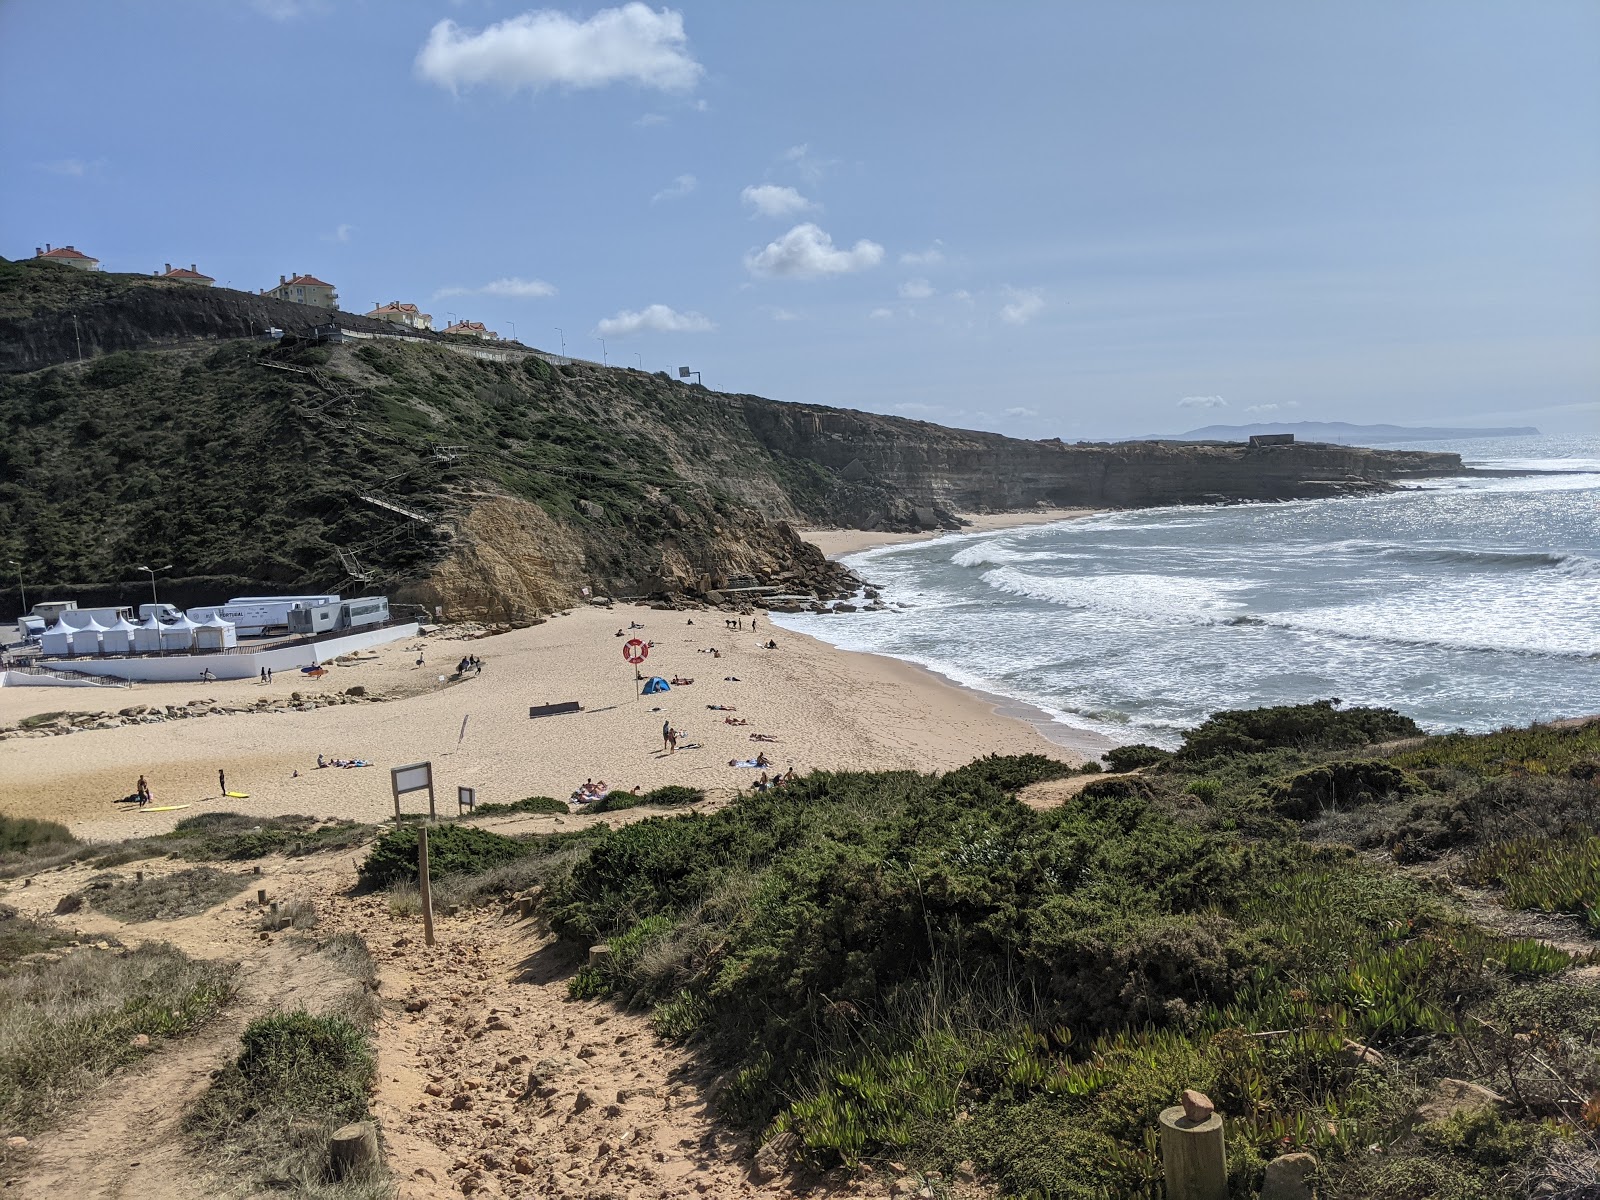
773 434 1600 749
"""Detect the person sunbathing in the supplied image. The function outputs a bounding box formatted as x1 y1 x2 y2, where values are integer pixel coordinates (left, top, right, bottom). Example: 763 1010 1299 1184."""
724 716 748 725
750 733 778 742
670 676 694 685
754 752 772 768
706 704 736 711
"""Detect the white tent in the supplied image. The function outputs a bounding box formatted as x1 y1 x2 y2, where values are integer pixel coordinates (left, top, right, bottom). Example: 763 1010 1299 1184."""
69 617 108 657
101 616 139 655
132 614 165 655
159 614 201 652
39 621 75 658
194 613 238 651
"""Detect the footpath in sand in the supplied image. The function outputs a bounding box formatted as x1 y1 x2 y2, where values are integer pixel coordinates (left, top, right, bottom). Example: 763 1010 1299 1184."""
5 838 920 1199
1 602 1091 840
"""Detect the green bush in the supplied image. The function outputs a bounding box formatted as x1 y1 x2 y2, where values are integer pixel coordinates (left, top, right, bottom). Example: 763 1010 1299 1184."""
1267 760 1424 820
358 823 534 888
1103 744 1172 772
1177 700 1420 763
467 795 569 818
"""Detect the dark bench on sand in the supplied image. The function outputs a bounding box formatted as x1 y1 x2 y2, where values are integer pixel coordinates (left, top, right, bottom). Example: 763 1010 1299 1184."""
529 701 583 719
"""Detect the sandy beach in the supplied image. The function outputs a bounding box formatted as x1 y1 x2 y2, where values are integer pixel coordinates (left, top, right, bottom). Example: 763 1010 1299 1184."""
1 597 1095 841
800 507 1101 558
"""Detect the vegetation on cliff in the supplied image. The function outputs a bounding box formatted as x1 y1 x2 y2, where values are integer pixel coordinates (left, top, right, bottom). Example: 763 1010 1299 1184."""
520 707 1600 1198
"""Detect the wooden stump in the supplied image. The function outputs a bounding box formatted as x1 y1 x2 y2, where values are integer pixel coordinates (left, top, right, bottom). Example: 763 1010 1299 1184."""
328 1120 379 1179
588 944 612 969
1159 1104 1227 1200
257 889 268 906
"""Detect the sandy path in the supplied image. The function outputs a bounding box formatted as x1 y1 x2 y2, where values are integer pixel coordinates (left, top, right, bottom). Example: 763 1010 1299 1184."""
3 604 1084 840
4 842 894 1199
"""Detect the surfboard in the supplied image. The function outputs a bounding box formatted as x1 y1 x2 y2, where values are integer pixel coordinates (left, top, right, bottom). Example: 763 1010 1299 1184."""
129 804 191 813
222 791 251 799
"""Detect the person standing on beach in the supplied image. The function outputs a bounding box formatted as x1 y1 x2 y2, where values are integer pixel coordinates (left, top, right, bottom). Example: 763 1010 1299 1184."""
218 768 226 795
662 719 671 751
136 774 151 807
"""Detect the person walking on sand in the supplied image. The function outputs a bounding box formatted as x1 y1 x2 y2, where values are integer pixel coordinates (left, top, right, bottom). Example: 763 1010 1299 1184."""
136 774 151 807
662 719 672 752
667 725 679 755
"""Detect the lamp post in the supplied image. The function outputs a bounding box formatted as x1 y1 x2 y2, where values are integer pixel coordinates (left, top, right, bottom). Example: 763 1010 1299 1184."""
597 338 607 366
6 559 24 619
635 353 643 370
555 326 565 356
508 320 518 343
135 564 172 609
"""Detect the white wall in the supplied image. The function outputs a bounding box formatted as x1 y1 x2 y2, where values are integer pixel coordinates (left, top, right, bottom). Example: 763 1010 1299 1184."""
0 671 110 688
32 623 419 683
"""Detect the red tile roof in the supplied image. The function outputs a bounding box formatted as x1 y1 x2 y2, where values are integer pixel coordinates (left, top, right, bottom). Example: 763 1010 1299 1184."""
280 274 334 288
370 302 423 314
161 267 213 280
37 246 95 261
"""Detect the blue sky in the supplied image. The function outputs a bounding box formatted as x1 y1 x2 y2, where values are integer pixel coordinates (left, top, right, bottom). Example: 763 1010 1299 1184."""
3 1 1597 436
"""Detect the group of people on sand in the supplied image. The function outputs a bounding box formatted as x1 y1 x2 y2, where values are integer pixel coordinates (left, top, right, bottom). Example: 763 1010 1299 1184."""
316 754 371 769
571 779 611 804
753 768 795 792
723 617 759 631
455 655 484 675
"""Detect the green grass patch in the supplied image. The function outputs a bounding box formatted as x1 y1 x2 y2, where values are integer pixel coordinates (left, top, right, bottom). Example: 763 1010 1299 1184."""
0 942 234 1136
464 795 568 818
80 867 252 921
185 1011 384 1197
358 823 535 889
0 814 80 877
1464 831 1600 930
587 784 707 814
1392 721 1600 779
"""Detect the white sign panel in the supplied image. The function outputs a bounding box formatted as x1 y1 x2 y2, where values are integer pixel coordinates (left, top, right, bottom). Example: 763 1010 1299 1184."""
392 762 433 795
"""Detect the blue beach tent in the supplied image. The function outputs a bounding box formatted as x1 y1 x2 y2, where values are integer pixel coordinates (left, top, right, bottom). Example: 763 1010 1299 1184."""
641 676 671 695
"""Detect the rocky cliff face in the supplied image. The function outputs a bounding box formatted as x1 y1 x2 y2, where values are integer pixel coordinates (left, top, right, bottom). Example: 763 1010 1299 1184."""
0 259 1468 624
736 398 1462 515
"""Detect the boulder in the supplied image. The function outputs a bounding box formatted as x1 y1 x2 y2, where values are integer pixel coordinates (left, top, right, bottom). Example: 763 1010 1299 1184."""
1417 1078 1506 1123
1260 1151 1318 1200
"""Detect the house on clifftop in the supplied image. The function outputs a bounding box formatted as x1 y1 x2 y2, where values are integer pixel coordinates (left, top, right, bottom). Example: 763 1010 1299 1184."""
366 300 433 331
156 262 214 286
261 272 338 309
442 319 498 340
34 244 98 270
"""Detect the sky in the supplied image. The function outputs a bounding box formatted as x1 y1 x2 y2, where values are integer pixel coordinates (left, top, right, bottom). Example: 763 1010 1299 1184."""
2 1 1597 437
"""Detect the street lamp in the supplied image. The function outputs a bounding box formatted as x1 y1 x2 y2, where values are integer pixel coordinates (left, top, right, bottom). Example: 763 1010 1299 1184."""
508 320 518 342
134 564 172 609
597 338 607 366
6 559 24 618
555 326 565 356
635 353 643 370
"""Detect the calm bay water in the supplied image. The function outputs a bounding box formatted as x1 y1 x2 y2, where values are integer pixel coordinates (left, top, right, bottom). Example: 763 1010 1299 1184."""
774 434 1600 747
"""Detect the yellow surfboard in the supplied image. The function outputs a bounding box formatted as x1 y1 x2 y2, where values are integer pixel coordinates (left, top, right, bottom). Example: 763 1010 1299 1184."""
130 804 191 813
222 791 250 799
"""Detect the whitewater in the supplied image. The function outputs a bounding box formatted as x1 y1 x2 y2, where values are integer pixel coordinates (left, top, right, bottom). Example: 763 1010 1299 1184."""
775 434 1600 748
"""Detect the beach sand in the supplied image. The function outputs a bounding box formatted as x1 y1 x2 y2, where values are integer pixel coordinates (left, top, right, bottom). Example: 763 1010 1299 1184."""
801 507 1101 558
1 602 1093 841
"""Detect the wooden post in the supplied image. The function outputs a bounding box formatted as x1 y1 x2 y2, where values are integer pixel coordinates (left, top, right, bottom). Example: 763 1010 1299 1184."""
135 871 143 883
328 1120 379 1179
1160 1104 1227 1200
418 825 435 948
253 864 261 875
257 888 268 906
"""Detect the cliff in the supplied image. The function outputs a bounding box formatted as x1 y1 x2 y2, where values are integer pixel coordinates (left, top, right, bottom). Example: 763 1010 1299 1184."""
0 258 1468 622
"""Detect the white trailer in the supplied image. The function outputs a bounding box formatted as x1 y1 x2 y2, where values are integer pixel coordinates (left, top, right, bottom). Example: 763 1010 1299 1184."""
186 595 341 638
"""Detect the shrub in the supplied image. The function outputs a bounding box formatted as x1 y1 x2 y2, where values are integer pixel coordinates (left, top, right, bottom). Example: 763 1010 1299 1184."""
466 795 568 818
82 867 252 921
0 815 79 877
1266 760 1424 820
358 823 534 888
588 785 705 814
1103 744 1172 772
1177 700 1420 763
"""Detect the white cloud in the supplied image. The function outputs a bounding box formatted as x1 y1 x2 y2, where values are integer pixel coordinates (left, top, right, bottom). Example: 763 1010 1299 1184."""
740 184 815 218
1005 406 1038 418
868 307 894 320
416 4 703 95
634 112 668 127
898 278 934 300
651 173 697 203
782 142 834 185
1244 401 1300 415
434 276 557 300
1178 395 1228 409
252 0 320 20
951 289 973 304
766 307 801 322
36 157 106 178
900 241 944 266
744 223 884 279
998 286 1044 325
321 222 354 244
594 303 715 337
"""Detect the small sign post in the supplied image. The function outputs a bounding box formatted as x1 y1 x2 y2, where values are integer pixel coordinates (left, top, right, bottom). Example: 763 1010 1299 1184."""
457 785 476 816
418 825 435 947
390 761 436 823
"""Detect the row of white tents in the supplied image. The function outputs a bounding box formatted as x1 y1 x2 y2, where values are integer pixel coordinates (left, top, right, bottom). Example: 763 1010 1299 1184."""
39 613 238 657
